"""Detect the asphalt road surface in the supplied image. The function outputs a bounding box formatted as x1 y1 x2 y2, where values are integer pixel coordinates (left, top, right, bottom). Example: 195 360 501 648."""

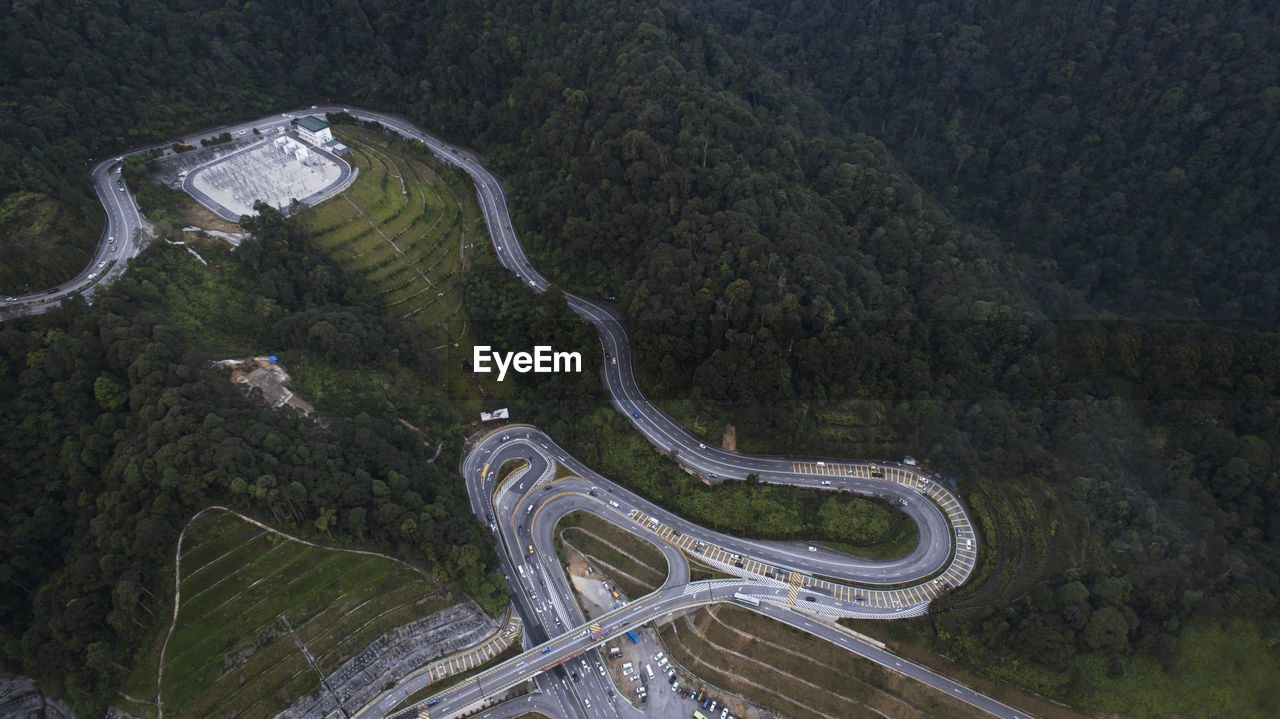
4 106 1029 719
376 429 1023 719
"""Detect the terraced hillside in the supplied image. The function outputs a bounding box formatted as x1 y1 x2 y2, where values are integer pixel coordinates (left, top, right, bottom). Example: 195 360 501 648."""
307 125 481 337
129 509 452 719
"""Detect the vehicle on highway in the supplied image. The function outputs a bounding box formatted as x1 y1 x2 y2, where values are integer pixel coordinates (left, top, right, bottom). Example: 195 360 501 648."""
541 647 551 654
427 698 441 707
5 296 15 301
631 411 639 418
47 288 58 294
808 545 818 552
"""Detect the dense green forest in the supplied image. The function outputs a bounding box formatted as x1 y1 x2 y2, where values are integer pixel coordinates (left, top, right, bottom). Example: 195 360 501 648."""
1 0 1278 715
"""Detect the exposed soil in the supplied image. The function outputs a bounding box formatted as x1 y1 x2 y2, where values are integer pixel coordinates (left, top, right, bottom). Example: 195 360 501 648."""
721 424 737 451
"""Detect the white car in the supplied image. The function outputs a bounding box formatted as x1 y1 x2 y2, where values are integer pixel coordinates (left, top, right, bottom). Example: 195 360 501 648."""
87 273 98 280
98 262 106 268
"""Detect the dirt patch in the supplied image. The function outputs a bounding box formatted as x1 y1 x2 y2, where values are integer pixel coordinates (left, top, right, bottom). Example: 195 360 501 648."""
721 424 737 451
176 200 243 233
561 546 593 584
222 624 282 673
214 356 315 415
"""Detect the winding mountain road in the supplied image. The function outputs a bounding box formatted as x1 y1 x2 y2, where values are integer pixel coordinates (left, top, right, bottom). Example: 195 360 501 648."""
4 106 1030 719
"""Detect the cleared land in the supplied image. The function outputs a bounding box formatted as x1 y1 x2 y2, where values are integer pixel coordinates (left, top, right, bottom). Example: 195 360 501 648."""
306 126 477 337
554 510 668 599
661 605 992 719
151 509 449 719
189 137 342 218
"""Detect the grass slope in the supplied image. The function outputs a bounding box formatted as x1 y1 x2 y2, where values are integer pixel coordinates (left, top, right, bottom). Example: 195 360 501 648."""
307 126 479 336
150 509 449 719
555 509 669 599
661 605 997 719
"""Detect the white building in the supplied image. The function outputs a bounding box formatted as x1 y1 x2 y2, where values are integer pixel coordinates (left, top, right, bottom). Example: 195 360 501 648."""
294 115 333 146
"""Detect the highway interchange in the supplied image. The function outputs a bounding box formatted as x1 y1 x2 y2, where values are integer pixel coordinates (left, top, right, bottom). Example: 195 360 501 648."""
3 106 1031 719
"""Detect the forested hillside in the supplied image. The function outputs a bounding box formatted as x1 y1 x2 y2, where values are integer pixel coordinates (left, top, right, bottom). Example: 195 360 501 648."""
1 0 1277 715
712 0 1280 320
0 207 506 713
